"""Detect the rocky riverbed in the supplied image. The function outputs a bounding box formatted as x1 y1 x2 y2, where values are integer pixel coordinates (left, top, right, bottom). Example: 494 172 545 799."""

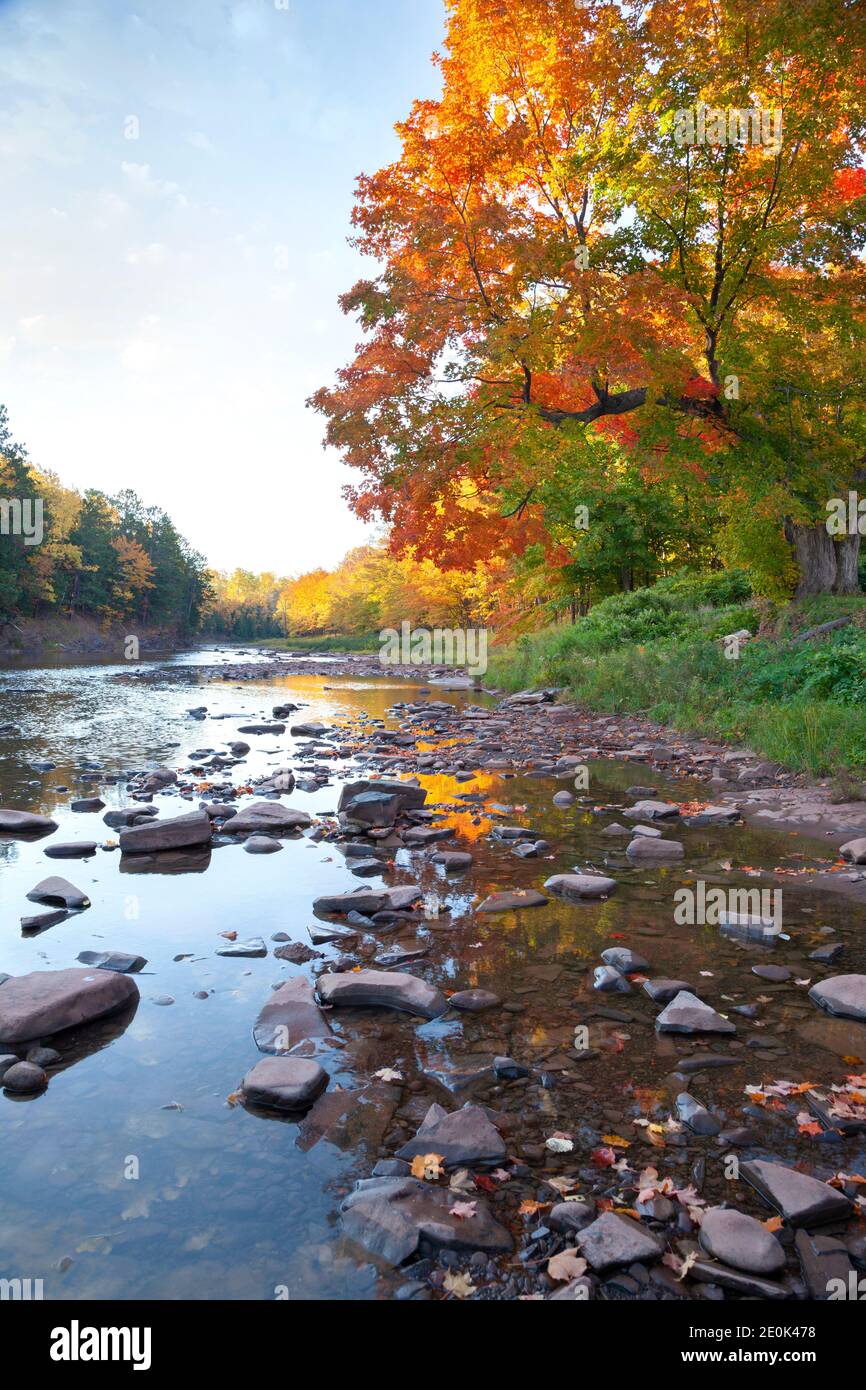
0 647 864 1301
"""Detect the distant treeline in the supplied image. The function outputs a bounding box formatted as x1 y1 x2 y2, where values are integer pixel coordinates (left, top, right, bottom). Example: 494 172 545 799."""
0 405 211 631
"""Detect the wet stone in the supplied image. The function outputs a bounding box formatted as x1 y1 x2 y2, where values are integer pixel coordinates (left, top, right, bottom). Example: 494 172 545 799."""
396 1103 506 1168
741 1159 853 1227
240 1056 328 1111
449 989 501 1012
655 991 736 1036
2 1061 48 1093
699 1208 785 1275
576 1213 665 1271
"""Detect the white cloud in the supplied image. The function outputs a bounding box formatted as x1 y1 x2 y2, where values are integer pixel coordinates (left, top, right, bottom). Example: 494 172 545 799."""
125 243 169 267
120 162 188 208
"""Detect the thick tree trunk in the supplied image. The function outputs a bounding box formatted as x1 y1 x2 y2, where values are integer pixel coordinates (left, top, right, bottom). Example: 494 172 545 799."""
784 520 861 596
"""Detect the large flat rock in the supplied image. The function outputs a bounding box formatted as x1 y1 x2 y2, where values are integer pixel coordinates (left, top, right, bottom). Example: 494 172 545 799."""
338 779 427 814
808 975 866 1022
544 873 617 901
317 969 446 1019
0 809 58 836
576 1212 665 1270
312 885 423 917
119 810 212 854
240 1056 328 1111
396 1102 506 1168
222 801 311 834
253 976 332 1054
0 968 139 1044
476 889 548 913
699 1207 785 1275
741 1159 853 1228
341 1176 512 1266
26 876 90 910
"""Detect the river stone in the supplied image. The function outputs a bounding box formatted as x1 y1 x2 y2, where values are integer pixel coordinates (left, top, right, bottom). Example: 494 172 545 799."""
71 797 105 813
44 842 98 859
216 937 267 957
317 969 446 1019
752 964 791 982
594 965 630 993
544 873 617 901
676 1091 721 1135
448 988 501 1012
20 910 69 933
840 837 866 864
548 1202 596 1236
476 889 548 912
290 721 330 738
338 779 427 814
253 976 332 1054
396 1102 506 1167
2 1060 48 1093
643 978 694 1003
552 790 574 807
119 811 212 854
313 886 423 916
808 975 866 1022
699 1207 785 1275
240 1056 328 1110
0 809 58 835
77 951 147 973
576 1212 665 1271
0 968 139 1045
26 876 90 910
682 805 742 827
655 990 735 1035
237 723 285 736
341 1176 511 1265
741 1158 853 1227
244 835 283 854
431 851 473 869
222 802 311 834
626 837 684 862
623 799 680 821
0 1054 19 1078
601 947 650 974
103 807 158 829
341 791 402 827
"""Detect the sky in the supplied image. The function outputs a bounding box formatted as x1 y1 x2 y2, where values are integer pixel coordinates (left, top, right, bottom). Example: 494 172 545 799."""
0 0 445 574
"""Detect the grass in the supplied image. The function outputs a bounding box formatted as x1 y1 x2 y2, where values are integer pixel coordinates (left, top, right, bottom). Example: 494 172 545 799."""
486 579 866 778
251 633 378 653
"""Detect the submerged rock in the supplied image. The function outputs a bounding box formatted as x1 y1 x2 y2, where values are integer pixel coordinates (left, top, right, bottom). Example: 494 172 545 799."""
476 889 548 912
76 951 147 974
544 873 617 901
626 837 684 862
341 1176 511 1265
253 976 332 1054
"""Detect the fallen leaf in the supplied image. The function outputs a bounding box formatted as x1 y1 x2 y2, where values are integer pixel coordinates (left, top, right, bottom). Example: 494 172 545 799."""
442 1271 476 1299
410 1152 444 1182
547 1249 588 1282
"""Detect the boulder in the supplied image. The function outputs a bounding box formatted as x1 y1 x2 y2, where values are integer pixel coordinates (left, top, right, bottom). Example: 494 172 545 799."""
626 837 684 862
655 990 736 1035
317 970 446 1019
253 976 332 1054
544 873 617 901
0 809 58 836
313 885 423 917
576 1213 664 1271
341 1176 511 1265
643 978 694 1004
741 1159 853 1227
808 975 866 1022
244 835 283 854
221 802 311 834
623 800 680 821
26 876 90 910
337 778 427 814
699 1207 785 1275
119 811 212 854
601 947 650 974
476 889 548 913
431 851 473 870
0 968 138 1045
240 1056 328 1111
396 1102 506 1168
840 837 866 864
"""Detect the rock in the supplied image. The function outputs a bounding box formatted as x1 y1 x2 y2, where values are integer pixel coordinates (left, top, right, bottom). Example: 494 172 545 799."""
0 809 58 835
396 1102 506 1168
431 851 473 870
44 843 98 859
216 938 267 957
240 1056 328 1111
676 1092 721 1136
253 976 332 1054
290 722 330 738
27 1045 59 1067
794 1229 853 1299
229 741 250 756
593 965 631 994
317 970 446 1019
244 835 283 854
20 910 69 934
643 978 693 1004
220 802 311 834
449 989 501 1012
626 837 684 862
752 964 791 982
476 889 548 912
493 1056 529 1080
552 790 575 808
308 922 358 947
840 837 866 864
313 886 423 917
544 873 617 901
682 806 742 827
340 1176 511 1265
103 807 158 829
809 943 844 964
0 968 138 1045
237 723 285 736
808 975 866 1022
741 1158 853 1227
119 811 212 854
719 911 781 942
2 1061 47 1093
26 876 90 910
601 947 650 974
623 799 680 821
338 779 427 814
655 991 736 1035
687 1258 787 1299
71 797 105 813
76 951 147 974
548 1202 595 1235
274 941 322 965
0 1054 19 1078
272 704 298 718
576 1213 665 1271
341 791 402 827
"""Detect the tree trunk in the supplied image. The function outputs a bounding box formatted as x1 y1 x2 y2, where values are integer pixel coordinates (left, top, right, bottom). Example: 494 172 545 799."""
785 520 842 596
833 533 861 594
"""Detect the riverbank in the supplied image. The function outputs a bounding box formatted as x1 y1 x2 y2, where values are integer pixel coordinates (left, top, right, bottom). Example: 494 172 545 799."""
0 613 190 661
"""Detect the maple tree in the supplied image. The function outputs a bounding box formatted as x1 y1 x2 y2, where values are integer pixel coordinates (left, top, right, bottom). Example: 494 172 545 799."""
311 0 866 599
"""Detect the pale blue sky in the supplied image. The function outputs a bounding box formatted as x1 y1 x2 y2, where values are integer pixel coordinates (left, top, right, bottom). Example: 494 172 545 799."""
0 0 445 572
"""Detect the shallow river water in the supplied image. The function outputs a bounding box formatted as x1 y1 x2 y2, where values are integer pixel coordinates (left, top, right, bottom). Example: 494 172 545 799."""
1 648 864 1300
